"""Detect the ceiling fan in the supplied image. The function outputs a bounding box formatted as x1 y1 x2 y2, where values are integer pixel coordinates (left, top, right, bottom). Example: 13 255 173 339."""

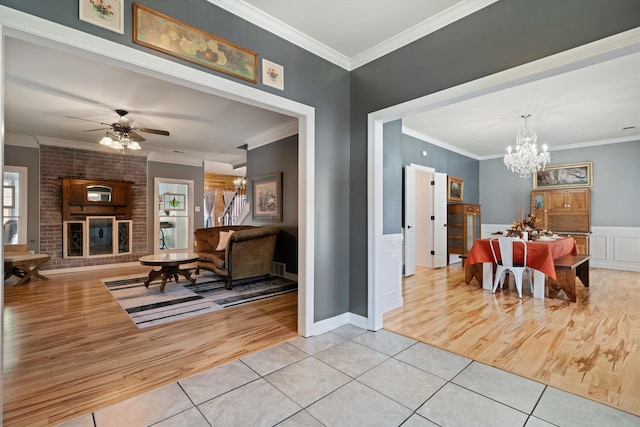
69 109 170 150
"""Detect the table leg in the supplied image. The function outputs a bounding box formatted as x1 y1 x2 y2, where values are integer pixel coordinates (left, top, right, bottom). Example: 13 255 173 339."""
144 268 165 289
482 263 493 291
532 270 545 299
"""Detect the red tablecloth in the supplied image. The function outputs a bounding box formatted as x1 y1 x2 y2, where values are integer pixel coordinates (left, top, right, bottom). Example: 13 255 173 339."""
465 237 577 280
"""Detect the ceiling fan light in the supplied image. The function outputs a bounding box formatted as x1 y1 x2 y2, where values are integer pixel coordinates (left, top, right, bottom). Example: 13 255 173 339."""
128 141 141 150
99 135 113 146
111 140 124 150
120 135 131 144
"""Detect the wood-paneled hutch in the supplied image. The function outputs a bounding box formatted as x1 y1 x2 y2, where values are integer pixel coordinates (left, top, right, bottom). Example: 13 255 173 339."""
531 188 590 254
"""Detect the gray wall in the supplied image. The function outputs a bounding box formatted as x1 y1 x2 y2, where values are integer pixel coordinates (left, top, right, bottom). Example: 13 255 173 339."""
383 121 480 234
246 135 298 274
350 0 640 316
147 161 205 253
0 0 351 322
480 141 640 226
4 145 40 252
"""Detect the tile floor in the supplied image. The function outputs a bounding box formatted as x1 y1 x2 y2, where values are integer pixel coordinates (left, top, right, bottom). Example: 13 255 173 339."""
59 325 639 427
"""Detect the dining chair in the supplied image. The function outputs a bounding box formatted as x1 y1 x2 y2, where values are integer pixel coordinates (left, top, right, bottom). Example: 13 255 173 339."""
490 237 533 299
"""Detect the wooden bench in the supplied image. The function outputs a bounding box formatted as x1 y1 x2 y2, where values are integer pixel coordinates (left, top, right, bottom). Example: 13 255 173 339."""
548 254 590 302
4 252 51 286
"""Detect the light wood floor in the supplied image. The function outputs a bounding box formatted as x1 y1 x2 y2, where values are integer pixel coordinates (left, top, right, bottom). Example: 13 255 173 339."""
2 265 299 426
385 264 640 417
3 263 639 425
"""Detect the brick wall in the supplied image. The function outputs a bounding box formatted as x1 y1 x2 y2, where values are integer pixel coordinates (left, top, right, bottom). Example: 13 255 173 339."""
40 145 148 269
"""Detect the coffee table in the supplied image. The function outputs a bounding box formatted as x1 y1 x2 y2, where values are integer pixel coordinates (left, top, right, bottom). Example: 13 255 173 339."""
139 252 199 292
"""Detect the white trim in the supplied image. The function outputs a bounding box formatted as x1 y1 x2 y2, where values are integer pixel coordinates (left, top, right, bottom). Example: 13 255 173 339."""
368 27 640 329
350 0 499 70
0 3 315 351
245 119 298 150
147 152 203 168
4 133 39 148
44 261 141 275
403 127 481 160
209 0 498 71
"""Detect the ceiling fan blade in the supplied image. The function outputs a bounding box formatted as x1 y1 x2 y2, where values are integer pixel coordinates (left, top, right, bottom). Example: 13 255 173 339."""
135 128 170 136
128 131 146 142
83 127 111 132
67 115 111 126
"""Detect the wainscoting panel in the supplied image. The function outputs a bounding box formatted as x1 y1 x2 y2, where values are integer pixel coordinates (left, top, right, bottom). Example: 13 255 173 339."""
380 234 404 313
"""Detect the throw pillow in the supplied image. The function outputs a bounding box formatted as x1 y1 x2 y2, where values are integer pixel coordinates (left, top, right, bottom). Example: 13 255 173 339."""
215 230 234 251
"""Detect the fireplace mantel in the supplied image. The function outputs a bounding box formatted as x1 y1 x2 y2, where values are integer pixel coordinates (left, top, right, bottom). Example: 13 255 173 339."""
61 178 133 220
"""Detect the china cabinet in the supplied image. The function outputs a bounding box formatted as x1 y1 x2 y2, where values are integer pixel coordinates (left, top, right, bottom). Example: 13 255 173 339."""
447 203 481 257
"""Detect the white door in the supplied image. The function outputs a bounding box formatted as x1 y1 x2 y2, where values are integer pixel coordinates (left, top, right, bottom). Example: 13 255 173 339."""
433 172 448 268
403 166 416 276
154 178 194 254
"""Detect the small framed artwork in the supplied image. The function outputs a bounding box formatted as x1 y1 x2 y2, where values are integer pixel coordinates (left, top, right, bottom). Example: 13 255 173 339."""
163 193 186 211
134 3 258 83
79 0 125 34
447 176 464 202
251 173 282 222
262 59 284 90
533 162 593 189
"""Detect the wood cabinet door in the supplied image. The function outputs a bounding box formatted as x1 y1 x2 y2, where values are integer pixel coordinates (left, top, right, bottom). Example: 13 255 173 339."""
530 191 548 228
565 189 589 212
548 191 568 210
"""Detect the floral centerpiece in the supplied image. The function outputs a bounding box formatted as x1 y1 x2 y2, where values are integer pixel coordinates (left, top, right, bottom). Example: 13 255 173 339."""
505 209 544 239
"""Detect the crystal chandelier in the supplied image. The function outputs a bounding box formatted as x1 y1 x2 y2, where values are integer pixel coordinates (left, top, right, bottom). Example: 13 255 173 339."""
99 132 141 150
503 114 550 178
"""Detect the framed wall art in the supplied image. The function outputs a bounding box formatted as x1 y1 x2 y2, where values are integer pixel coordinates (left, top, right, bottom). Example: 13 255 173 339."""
133 3 258 83
447 176 464 202
262 59 284 90
251 173 282 222
79 0 125 34
533 162 593 189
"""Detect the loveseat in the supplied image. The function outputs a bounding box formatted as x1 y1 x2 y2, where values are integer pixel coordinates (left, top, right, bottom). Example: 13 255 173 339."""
194 225 279 289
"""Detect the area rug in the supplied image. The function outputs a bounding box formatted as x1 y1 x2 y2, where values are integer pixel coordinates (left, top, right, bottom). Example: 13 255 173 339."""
102 273 297 328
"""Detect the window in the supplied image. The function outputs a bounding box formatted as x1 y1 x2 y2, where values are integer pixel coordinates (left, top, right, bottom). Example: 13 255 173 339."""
3 166 27 245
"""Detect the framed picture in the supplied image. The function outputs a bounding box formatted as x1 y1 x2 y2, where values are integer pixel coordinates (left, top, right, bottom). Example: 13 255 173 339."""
447 176 464 202
79 0 125 34
262 59 284 90
251 173 282 222
533 162 593 189
163 193 186 211
133 3 258 83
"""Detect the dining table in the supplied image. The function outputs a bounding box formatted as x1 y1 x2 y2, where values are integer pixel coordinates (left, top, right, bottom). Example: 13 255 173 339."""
464 236 577 299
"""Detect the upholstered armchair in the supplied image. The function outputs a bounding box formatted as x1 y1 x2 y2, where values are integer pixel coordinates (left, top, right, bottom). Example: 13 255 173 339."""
194 225 279 289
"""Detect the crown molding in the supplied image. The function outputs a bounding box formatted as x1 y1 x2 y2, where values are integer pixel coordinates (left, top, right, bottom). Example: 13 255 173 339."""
208 0 498 71
402 127 481 160
4 133 39 148
350 0 499 70
245 119 298 150
208 0 351 69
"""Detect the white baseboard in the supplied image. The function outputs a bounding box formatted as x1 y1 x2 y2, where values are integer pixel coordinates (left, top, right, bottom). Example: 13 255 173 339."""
305 312 370 337
43 261 140 275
